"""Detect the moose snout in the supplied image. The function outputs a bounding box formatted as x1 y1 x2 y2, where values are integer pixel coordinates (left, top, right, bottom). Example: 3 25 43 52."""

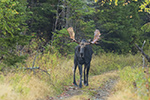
80 53 84 58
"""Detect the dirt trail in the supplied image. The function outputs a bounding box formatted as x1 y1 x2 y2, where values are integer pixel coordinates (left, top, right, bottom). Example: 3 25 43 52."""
92 79 117 100
51 71 119 100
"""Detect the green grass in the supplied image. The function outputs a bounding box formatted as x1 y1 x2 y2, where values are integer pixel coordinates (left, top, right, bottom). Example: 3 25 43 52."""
90 53 142 75
108 66 150 100
120 66 150 99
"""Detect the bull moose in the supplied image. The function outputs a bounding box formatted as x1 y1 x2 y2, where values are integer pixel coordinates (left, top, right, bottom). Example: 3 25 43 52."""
67 27 101 88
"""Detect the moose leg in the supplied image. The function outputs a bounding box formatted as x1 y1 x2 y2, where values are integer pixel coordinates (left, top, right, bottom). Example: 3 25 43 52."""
85 63 90 86
78 64 82 88
84 65 87 86
73 63 78 86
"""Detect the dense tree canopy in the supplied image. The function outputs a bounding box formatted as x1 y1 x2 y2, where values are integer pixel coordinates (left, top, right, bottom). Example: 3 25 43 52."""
95 1 144 53
0 0 31 66
0 0 150 66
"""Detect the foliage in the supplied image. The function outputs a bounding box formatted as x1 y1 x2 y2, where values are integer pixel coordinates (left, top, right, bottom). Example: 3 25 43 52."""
139 0 150 43
4 0 147 56
141 22 150 32
52 0 98 55
0 72 54 100
90 53 142 75
0 0 31 66
23 51 74 94
119 66 150 99
52 28 78 55
27 0 57 42
95 0 144 53
1 0 150 99
0 51 145 99
139 0 150 13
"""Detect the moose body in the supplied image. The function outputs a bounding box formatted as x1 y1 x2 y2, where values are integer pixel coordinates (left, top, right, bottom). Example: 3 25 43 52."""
67 27 101 88
73 39 93 88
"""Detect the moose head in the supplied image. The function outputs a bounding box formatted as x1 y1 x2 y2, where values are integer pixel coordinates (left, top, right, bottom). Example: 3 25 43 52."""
67 27 101 58
67 27 101 44
67 27 101 88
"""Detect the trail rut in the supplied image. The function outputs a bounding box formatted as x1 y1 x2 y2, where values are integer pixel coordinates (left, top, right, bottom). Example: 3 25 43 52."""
49 71 119 100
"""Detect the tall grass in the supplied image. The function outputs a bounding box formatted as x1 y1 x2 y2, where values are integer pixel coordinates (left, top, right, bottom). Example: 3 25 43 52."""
24 52 74 94
0 72 55 100
0 52 145 100
90 53 142 75
108 66 150 99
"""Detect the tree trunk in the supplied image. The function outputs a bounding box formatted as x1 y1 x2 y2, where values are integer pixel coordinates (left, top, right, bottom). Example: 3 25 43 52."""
135 44 150 62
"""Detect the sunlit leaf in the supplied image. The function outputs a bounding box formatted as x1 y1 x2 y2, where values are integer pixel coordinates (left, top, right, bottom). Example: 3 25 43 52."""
3 32 6 35
94 0 98 3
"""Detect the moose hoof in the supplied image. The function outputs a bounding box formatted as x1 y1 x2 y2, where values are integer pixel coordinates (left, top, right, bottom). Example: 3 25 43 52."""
73 83 78 87
79 85 82 88
84 83 88 86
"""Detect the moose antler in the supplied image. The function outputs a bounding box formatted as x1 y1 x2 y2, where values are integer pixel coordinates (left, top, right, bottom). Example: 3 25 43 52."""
67 27 101 44
67 27 75 40
67 27 80 44
90 29 101 44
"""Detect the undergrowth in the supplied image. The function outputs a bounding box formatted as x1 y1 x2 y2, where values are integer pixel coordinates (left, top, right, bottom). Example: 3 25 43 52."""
0 52 147 100
0 72 54 100
90 53 141 75
108 66 150 100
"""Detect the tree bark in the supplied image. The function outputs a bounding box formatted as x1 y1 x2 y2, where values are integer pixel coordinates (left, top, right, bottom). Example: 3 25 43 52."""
135 44 150 62
65 2 70 28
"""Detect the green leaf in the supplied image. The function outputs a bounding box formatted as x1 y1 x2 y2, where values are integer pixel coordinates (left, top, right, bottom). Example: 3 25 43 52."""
141 22 150 32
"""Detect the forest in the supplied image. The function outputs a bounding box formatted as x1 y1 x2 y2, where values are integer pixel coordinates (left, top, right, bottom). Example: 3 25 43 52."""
0 0 150 100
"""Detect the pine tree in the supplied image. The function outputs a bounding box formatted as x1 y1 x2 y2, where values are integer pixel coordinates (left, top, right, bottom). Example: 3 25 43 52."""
0 0 31 66
95 1 144 53
52 0 96 55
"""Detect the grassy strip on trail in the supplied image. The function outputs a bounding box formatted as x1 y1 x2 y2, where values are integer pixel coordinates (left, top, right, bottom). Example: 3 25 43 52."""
64 71 119 100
